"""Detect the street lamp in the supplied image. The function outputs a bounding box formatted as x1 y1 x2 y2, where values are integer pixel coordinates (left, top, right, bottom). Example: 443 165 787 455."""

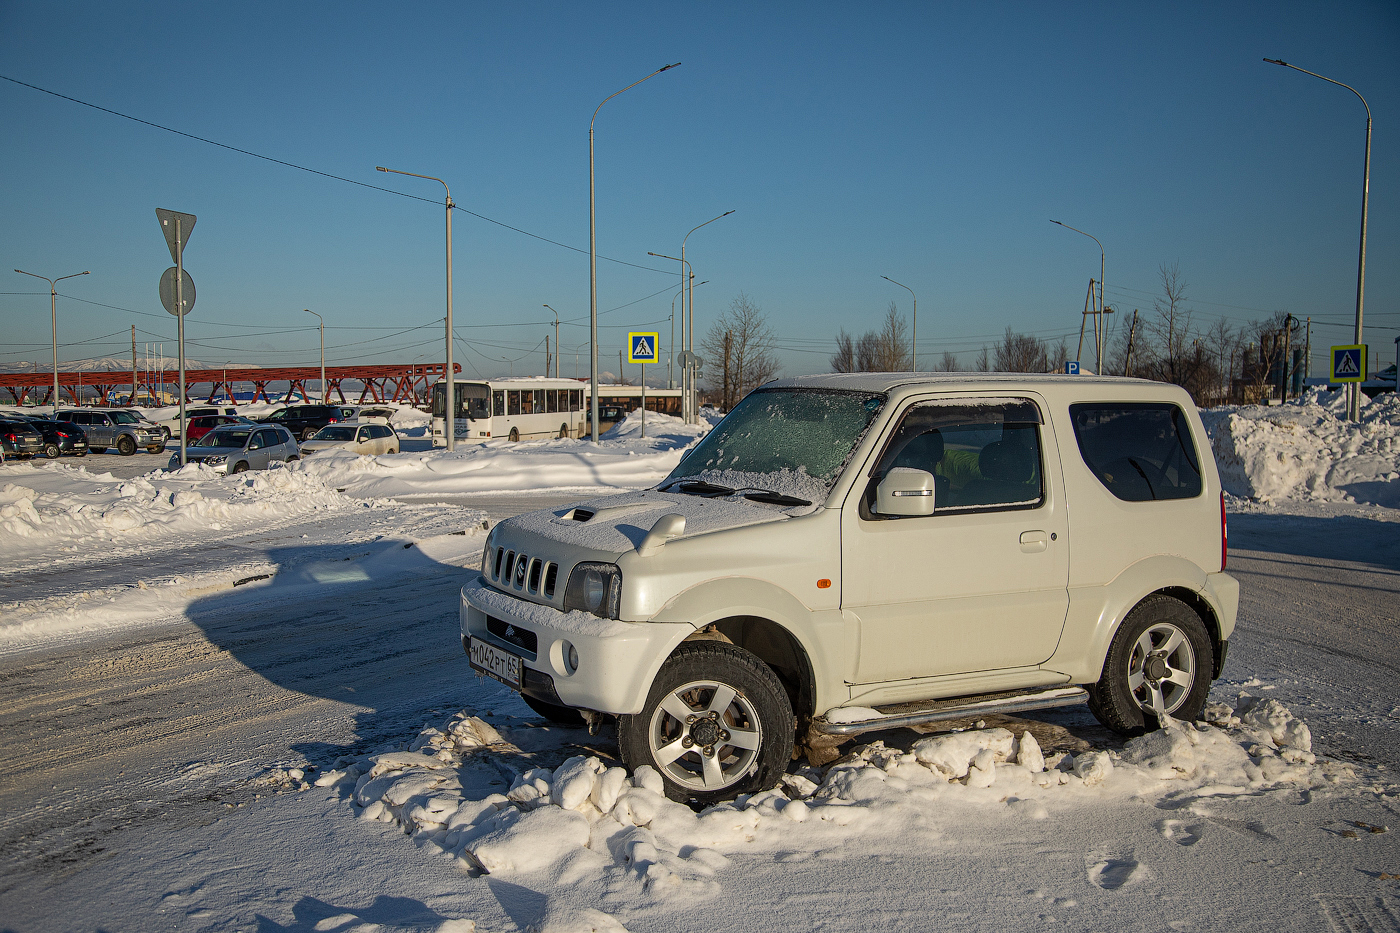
1050 220 1107 371
15 269 88 410
1265 58 1372 421
305 309 325 403
881 276 918 372
377 165 456 450
668 280 708 389
543 305 561 378
680 211 734 422
590 63 681 442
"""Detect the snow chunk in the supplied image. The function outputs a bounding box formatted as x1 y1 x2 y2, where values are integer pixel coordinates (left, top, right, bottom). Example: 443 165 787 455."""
467 806 592 874
912 728 1015 779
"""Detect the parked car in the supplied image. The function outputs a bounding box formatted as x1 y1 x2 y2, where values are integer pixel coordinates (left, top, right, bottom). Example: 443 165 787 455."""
169 424 300 474
336 405 396 424
21 418 89 458
186 414 252 442
461 373 1239 804
257 404 344 441
300 422 400 456
0 416 45 459
155 405 238 440
55 409 165 454
114 408 173 441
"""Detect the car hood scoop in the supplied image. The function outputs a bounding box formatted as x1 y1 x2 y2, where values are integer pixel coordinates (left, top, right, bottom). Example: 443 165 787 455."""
507 489 798 555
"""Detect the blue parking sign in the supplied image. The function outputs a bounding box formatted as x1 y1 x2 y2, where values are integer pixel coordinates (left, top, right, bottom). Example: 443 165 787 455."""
1065 361 1081 375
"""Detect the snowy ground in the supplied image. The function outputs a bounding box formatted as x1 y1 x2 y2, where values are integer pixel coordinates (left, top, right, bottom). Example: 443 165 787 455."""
0 399 1397 932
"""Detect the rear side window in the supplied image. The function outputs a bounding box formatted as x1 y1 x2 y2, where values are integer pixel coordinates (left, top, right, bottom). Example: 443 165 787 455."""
1070 403 1202 502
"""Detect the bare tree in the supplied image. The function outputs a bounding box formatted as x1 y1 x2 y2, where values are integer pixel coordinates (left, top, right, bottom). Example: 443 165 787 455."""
830 330 857 373
701 293 781 410
829 303 911 373
993 327 1051 373
975 347 990 372
936 351 961 372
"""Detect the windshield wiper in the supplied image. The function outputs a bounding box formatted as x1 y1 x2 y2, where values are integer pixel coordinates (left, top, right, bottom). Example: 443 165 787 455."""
662 479 736 497
740 489 812 507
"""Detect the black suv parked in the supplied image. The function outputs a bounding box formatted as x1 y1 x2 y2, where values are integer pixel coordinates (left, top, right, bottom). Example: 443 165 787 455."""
256 404 344 441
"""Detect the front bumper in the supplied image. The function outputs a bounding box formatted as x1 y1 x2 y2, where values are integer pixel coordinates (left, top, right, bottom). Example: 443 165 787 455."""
460 576 694 715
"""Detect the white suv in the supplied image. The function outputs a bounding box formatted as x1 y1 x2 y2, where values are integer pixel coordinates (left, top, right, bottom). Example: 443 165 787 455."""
461 374 1238 805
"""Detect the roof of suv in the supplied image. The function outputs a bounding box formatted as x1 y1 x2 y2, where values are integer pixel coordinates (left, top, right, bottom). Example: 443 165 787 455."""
763 372 1165 394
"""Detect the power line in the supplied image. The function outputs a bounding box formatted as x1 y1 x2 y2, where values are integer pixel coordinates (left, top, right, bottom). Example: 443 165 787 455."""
1 73 671 276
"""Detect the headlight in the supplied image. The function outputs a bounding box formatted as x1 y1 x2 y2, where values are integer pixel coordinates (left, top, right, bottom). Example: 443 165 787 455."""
205 455 227 465
563 562 622 619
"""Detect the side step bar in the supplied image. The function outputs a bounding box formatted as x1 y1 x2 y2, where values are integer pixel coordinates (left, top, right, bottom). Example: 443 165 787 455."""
813 686 1090 736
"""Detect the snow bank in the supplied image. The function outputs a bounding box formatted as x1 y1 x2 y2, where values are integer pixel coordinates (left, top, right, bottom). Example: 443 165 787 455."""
327 694 1352 920
295 410 709 499
0 460 355 546
1202 388 1400 506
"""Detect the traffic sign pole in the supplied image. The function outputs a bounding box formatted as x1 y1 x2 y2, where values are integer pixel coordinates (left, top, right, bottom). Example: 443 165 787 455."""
177 215 186 464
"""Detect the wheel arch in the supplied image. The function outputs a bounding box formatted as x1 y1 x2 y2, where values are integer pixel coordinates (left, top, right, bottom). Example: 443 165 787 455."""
1050 555 1227 684
652 576 848 718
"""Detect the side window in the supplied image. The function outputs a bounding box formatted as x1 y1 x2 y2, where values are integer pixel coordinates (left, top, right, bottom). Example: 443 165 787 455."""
870 398 1045 516
268 409 286 421
1070 403 1202 502
357 427 370 442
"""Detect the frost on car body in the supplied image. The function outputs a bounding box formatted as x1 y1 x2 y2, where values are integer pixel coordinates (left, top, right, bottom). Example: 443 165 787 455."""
461 374 1238 804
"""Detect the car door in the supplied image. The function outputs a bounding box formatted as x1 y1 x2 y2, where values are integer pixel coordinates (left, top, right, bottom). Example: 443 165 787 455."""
89 412 114 447
840 394 1070 684
245 429 270 468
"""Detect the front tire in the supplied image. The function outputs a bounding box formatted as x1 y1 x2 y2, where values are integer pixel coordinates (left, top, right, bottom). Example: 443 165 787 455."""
619 641 794 806
508 427 520 442
301 428 318 441
116 436 136 456
43 442 61 459
558 423 569 439
1089 595 1213 735
147 446 163 454
230 461 249 474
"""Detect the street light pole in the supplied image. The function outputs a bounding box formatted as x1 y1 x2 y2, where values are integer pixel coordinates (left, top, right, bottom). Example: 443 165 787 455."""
680 211 734 423
881 276 918 371
15 269 88 410
305 309 325 402
543 305 561 378
1050 220 1106 371
591 63 681 443
377 165 456 450
1265 59 1372 421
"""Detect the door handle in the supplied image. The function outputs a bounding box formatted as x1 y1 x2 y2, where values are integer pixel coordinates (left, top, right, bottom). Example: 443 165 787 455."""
1019 530 1048 553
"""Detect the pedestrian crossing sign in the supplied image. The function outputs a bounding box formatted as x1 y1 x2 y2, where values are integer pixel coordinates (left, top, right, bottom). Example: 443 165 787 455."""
628 332 660 364
1331 345 1366 383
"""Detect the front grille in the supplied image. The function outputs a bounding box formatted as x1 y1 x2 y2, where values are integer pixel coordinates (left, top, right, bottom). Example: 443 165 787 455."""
489 546 558 600
486 615 538 655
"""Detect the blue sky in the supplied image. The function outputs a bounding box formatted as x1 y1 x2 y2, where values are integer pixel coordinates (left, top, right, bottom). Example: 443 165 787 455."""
2 1 1397 382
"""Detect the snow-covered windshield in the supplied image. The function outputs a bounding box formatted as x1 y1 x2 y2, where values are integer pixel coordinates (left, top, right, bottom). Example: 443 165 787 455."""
314 426 357 441
196 428 251 448
663 389 885 499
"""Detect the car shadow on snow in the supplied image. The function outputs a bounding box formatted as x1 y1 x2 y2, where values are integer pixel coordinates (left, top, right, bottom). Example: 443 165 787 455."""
254 894 454 932
1229 510 1400 572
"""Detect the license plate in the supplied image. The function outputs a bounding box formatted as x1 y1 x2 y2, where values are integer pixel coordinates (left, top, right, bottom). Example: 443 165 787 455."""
469 637 521 689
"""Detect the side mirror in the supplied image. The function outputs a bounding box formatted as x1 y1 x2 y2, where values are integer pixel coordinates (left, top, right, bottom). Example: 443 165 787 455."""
876 467 936 517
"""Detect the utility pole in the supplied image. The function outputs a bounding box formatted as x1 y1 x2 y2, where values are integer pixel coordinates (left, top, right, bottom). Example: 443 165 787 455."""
1305 317 1312 381
1123 310 1139 377
1281 315 1295 402
1076 279 1095 363
545 335 551 378
131 326 137 404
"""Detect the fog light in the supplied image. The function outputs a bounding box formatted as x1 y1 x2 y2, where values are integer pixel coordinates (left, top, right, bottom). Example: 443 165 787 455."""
566 643 579 673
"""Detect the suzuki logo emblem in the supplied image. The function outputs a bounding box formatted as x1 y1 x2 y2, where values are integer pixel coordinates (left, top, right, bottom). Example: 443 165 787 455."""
515 558 528 586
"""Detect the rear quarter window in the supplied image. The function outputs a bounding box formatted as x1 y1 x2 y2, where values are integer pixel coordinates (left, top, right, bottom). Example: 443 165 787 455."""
1069 402 1202 502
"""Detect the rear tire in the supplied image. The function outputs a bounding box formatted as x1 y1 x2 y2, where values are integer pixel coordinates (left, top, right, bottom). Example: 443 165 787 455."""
508 427 520 442
90 447 106 454
558 423 569 439
116 436 136 456
301 428 318 441
286 455 299 463
43 442 61 459
618 641 794 806
147 446 163 454
522 694 587 726
1089 595 1213 735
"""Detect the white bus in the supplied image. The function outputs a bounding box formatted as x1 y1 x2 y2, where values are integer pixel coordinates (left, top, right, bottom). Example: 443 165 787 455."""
430 378 686 446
